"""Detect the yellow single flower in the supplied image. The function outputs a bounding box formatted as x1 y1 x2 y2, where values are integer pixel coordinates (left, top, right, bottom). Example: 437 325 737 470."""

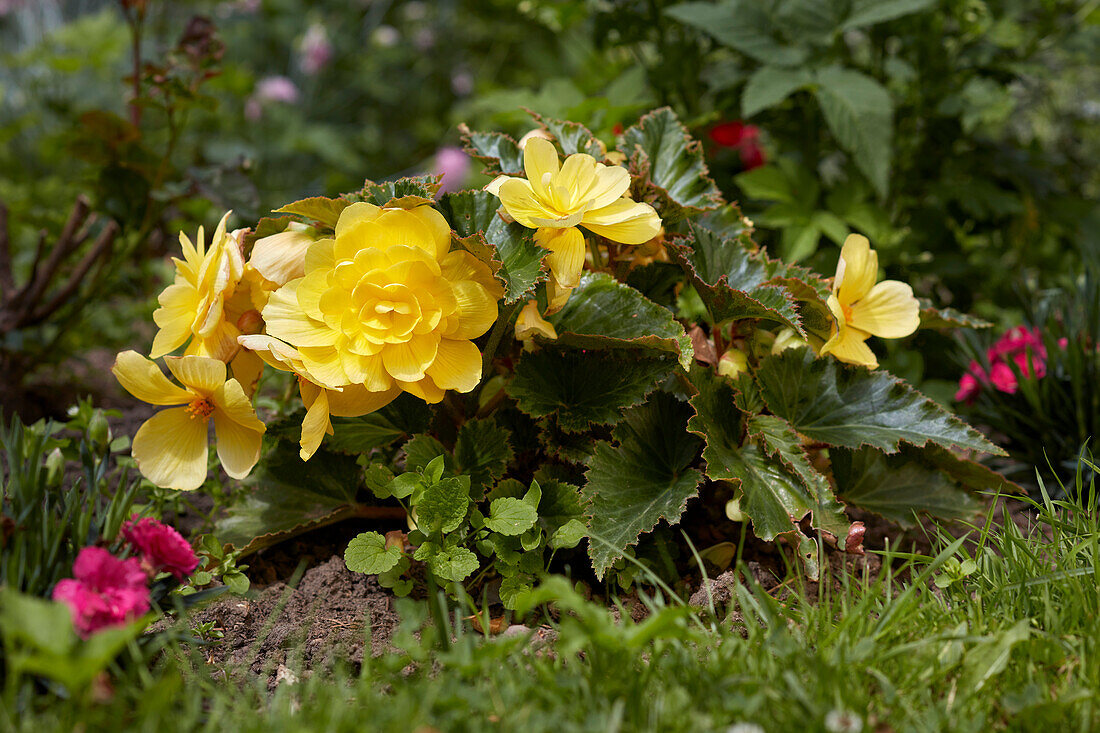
239 334 400 460
819 234 920 369
248 221 319 287
484 136 661 291
261 202 503 404
112 350 266 491
151 213 247 362
514 299 557 341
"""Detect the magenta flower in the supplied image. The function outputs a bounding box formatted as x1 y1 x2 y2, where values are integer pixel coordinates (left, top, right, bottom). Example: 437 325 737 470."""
298 24 333 76
122 516 199 580
433 147 471 194
52 547 150 638
956 326 1048 402
255 76 301 104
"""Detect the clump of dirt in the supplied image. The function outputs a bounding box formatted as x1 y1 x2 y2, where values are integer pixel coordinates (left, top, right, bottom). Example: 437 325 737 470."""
185 555 399 678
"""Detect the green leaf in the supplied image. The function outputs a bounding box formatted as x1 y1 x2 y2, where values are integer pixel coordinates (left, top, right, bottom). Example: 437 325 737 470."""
584 393 703 578
549 519 588 550
499 573 535 610
344 532 402 575
668 223 806 335
618 107 722 219
831 447 978 525
532 470 589 544
919 304 994 330
742 66 812 117
842 0 935 30
665 1 808 67
454 418 514 495
426 544 480 583
437 189 501 238
485 215 548 303
548 273 693 369
687 369 827 542
326 394 432 454
216 442 363 554
416 476 471 534
755 349 1005 455
530 112 604 157
508 349 676 432
813 66 893 197
905 445 1022 495
734 165 796 203
485 497 539 536
274 196 349 229
459 124 525 175
403 434 450 473
353 175 443 207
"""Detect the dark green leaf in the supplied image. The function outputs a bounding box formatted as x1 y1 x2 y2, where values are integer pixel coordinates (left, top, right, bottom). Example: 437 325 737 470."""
665 1 808 67
530 112 604 157
345 532 403 575
842 0 935 30
755 349 1004 455
403 434 450 473
459 124 525 176
618 107 722 219
813 66 893 197
584 393 703 578
742 66 812 118
327 394 432 454
353 175 443 207
437 189 501 238
485 216 548 302
919 304 994 330
831 447 978 525
548 273 693 368
508 349 676 432
454 418 514 494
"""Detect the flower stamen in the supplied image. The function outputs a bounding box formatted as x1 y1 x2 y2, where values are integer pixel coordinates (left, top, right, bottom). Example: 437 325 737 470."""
185 398 215 420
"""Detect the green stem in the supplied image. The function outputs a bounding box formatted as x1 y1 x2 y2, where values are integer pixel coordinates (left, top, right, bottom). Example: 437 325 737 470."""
479 301 520 385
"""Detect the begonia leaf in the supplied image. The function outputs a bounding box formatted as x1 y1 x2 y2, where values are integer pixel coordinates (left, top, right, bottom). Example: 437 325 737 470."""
584 392 703 578
274 196 349 229
529 112 605 158
325 394 432 454
507 348 676 433
354 174 442 207
919 303 994 330
454 418 514 495
485 215 549 302
459 125 525 176
547 273 693 369
755 349 1005 455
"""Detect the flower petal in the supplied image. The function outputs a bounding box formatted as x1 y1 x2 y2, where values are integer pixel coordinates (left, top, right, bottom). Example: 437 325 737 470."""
248 224 316 286
212 378 266 432
552 153 597 211
263 282 339 347
381 333 440 382
835 234 877 305
446 280 500 340
820 322 878 368
401 205 453 262
165 355 227 396
523 136 560 201
151 283 199 358
585 164 631 210
497 177 558 229
535 227 586 289
515 300 557 340
298 384 331 461
112 351 193 406
484 175 514 197
335 201 382 241
425 338 482 392
849 280 920 339
580 199 661 245
230 348 265 398
131 407 209 490
213 410 263 479
327 383 401 417
398 375 445 404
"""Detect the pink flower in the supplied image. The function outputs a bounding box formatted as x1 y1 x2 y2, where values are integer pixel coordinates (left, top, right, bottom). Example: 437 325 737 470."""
298 24 333 76
432 147 471 194
255 75 300 104
956 327 1049 401
122 516 199 580
990 326 1046 362
52 547 149 638
955 372 981 403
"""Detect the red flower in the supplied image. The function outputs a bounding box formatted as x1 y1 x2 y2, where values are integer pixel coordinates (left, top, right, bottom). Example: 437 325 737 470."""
956 326 1048 401
52 547 149 638
709 120 766 171
122 516 199 580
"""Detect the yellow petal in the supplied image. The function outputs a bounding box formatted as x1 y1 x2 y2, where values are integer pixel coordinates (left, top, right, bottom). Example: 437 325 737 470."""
820 322 877 368
535 227 586 289
544 279 573 315
263 282 339 348
381 333 440 382
298 385 331 461
849 280 920 339
212 378 266 432
340 352 393 391
484 175 514 197
131 407 209 490
335 201 382 241
585 164 631 210
497 177 558 229
515 300 557 340
835 234 877 305
185 318 241 363
551 154 597 211
249 224 316 286
446 280 499 340
523 136 560 201
165 355 227 396
112 351 193 406
401 205 453 262
298 345 351 387
580 199 662 244
150 283 199 358
230 348 265 398
212 410 263 479
398 375 445 404
425 338 482 392
296 267 331 321
327 383 400 417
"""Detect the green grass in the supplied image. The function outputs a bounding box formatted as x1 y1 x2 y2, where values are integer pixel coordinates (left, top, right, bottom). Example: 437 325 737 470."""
6 464 1100 733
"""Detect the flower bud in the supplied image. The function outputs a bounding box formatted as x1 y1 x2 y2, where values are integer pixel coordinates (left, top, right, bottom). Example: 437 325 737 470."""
236 309 264 335
45 448 65 488
718 348 749 379
88 411 111 448
515 300 557 341
771 328 808 355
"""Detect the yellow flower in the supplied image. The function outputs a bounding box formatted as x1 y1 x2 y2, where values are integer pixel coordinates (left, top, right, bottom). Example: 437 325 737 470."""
261 202 503 404
151 213 247 363
514 300 557 341
484 136 661 291
248 221 318 287
819 235 920 369
717 347 749 378
112 350 265 491
239 334 400 460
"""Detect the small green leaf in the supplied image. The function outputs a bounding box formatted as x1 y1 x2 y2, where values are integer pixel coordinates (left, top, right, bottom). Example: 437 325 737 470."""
665 1 808 67
548 273 693 369
416 476 471 534
403 434 450 473
508 349 676 432
345 532 403 575
485 215 548 303
388 472 420 500
584 393 703 578
424 455 446 484
459 124 525 175
222 570 250 595
353 175 442 207
274 196 349 229
364 463 396 499
427 545 480 583
499 573 535 610
742 66 812 118
549 519 588 550
485 497 539 536
755 349 1004 455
